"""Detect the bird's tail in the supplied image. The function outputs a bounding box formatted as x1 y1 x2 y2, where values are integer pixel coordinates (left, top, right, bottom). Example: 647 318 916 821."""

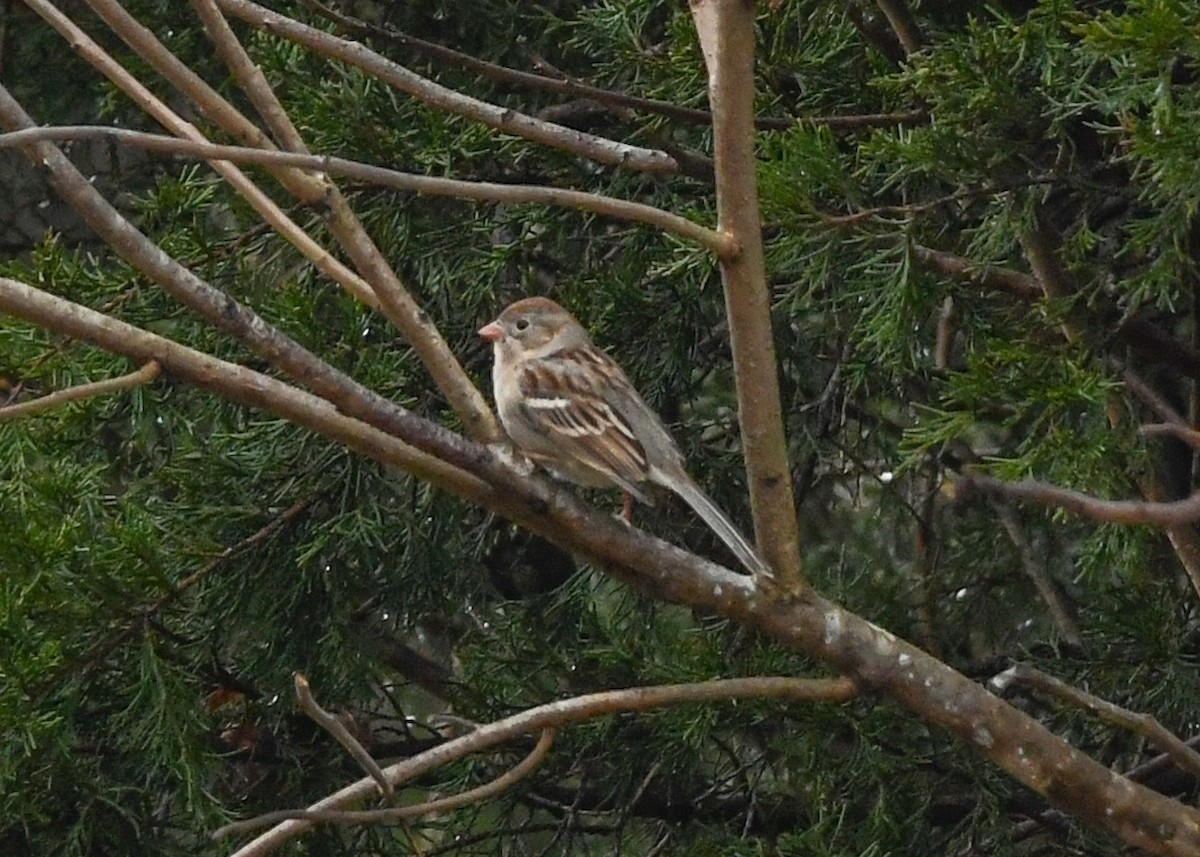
664 471 774 581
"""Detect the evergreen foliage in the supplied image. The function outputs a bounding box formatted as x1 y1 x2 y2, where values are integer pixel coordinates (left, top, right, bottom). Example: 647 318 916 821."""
2 1 1199 854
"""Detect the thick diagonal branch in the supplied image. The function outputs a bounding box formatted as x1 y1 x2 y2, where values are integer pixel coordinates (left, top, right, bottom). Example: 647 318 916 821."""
3 276 1199 855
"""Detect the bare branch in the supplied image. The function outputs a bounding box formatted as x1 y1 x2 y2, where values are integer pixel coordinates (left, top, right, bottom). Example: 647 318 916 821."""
299 0 925 134
294 673 392 800
5 274 1200 855
1141 422 1200 449
911 244 1043 301
934 295 956 371
215 0 677 174
992 664 1200 779
22 0 382 311
0 277 488 500
1117 366 1200 599
958 473 1200 527
73 0 499 440
1134 464 1200 601
1124 367 1190 425
1021 211 1083 342
218 727 556 837
189 0 302 151
874 0 924 55
0 126 734 256
219 677 855 854
0 360 159 421
993 503 1082 647
689 0 802 592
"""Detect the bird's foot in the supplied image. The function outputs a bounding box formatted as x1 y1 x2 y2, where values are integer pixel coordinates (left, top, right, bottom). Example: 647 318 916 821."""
490 442 535 476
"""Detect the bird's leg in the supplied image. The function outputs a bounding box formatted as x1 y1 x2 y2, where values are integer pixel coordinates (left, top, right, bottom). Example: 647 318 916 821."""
622 490 634 523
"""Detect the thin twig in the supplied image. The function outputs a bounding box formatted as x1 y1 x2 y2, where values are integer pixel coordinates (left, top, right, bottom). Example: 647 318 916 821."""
874 0 923 55
219 676 855 855
993 502 1082 647
911 244 1043 301
0 127 734 256
934 295 956 371
819 178 1057 227
217 727 555 837
295 673 393 800
298 0 925 134
1021 211 1082 342
216 0 677 174
911 470 941 655
0 360 159 421
958 473 1200 527
29 495 318 702
1140 422 1200 449
1123 368 1188 425
991 664 1200 779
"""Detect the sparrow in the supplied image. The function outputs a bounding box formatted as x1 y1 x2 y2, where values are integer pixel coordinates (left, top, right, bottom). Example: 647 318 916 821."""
478 296 772 580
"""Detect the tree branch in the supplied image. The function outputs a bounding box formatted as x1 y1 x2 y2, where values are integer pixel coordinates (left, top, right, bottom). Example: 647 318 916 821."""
910 243 1043 301
298 0 926 134
73 0 499 440
1141 422 1200 449
0 126 734 256
217 727 556 837
993 502 1082 647
21 0 382 311
874 0 923 55
992 664 1200 779
1021 210 1083 342
4 274 1200 855
0 360 159 421
0 277 487 500
1114 365 1200 598
294 673 392 800
689 0 802 592
218 677 854 854
214 0 677 174
958 473 1200 527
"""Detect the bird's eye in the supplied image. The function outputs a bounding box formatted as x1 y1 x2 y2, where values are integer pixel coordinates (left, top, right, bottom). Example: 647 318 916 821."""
514 318 530 332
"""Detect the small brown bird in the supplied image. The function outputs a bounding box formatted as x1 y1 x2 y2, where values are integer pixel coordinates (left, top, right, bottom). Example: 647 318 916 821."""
479 297 772 579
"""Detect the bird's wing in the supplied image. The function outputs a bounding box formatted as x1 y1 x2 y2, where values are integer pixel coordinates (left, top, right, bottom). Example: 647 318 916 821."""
516 346 652 498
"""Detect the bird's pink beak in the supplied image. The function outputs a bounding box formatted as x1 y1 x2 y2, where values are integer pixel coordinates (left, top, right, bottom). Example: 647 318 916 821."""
478 321 504 342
